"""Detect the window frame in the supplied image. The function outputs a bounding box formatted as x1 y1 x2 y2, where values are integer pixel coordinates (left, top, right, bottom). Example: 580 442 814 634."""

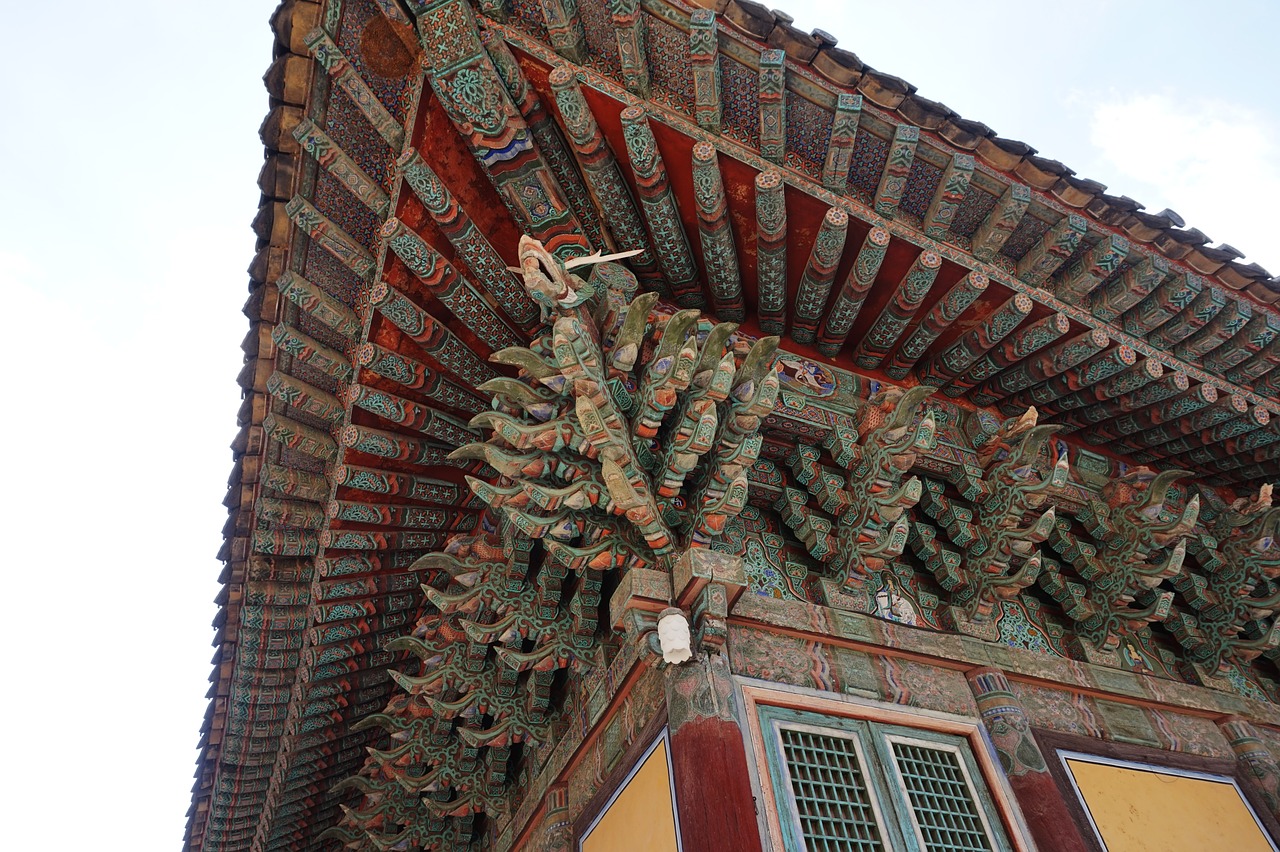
739 678 1033 852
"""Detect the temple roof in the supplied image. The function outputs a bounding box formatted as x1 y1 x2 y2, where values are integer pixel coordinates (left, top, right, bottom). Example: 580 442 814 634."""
188 1 1280 849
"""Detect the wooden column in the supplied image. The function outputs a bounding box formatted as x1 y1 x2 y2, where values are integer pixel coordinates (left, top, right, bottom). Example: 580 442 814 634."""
665 651 764 852
967 668 1092 852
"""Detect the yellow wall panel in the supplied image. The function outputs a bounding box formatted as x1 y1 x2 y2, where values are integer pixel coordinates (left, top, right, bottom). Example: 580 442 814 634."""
581 739 680 852
1066 757 1274 852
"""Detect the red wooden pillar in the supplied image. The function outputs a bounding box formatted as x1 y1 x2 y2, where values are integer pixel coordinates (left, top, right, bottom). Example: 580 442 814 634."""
967 667 1092 852
665 651 764 852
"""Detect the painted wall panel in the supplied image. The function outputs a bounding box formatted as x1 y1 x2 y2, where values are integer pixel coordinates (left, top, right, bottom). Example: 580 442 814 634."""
1066 757 1274 851
581 738 680 852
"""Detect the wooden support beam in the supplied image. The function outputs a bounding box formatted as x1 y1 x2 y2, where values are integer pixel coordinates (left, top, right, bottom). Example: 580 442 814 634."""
873 124 918 218
537 0 587 62
475 0 509 19
1025 353 1165 419
929 307 1062 397
327 500 475 529
815 227 890 356
317 527 450 552
371 0 414 26
251 529 319 558
485 32 607 251
1140 405 1270 464
884 270 988 380
1121 272 1202 337
548 69 665 295
920 153 974 239
367 280 499 386
262 463 330 502
344 384 481 446
285 196 378 280
969 329 1109 406
332 462 466 504
1087 254 1170 323
354 341 489 414
1116 392 1247 455
305 28 404 150
1175 297 1251 361
620 107 702 306
1205 312 1280 375
338 421 465 468
380 217 522 351
970 183 1030 262
914 293 1033 390
1052 233 1128 303
822 94 861 190
1054 370 1188 433
791 207 849 344
293 119 391 217
691 143 744 320
1016 213 1087 287
997 345 1137 416
852 250 942 368
1206 423 1280 470
398 149 541 331
264 412 338 461
277 271 362 340
271 323 355 384
758 49 786 164
1146 286 1226 349
689 10 721 133
1083 382 1218 445
609 0 649 96
755 170 788 334
267 372 345 425
416 1 590 259
1255 365 1280 398
1225 334 1280 385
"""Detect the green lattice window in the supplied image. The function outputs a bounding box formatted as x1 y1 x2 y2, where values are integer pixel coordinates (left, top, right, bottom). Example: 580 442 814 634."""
778 726 886 851
760 706 1014 852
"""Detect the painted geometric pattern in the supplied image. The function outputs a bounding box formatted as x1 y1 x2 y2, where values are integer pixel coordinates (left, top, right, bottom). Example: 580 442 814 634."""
719 55 760 147
290 359 343 397
898 160 944 221
645 15 693 114
297 308 355 352
508 0 551 40
324 84 397 191
784 92 834 179
303 239 366 308
847 130 891 200
279 443 327 474
312 169 380 248
577 0 623 78
1057 234 1098 278
336 0 415 120
1000 212 1053 260
948 187 999 239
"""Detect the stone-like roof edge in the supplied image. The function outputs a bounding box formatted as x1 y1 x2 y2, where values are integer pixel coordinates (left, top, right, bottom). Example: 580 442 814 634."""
185 1 319 849
706 0 1279 303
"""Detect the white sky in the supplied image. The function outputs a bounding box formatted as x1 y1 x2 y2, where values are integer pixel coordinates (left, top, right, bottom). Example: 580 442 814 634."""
0 1 1275 848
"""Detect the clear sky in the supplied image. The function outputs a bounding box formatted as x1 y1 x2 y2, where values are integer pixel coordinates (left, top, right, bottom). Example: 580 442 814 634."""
0 1 1275 849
